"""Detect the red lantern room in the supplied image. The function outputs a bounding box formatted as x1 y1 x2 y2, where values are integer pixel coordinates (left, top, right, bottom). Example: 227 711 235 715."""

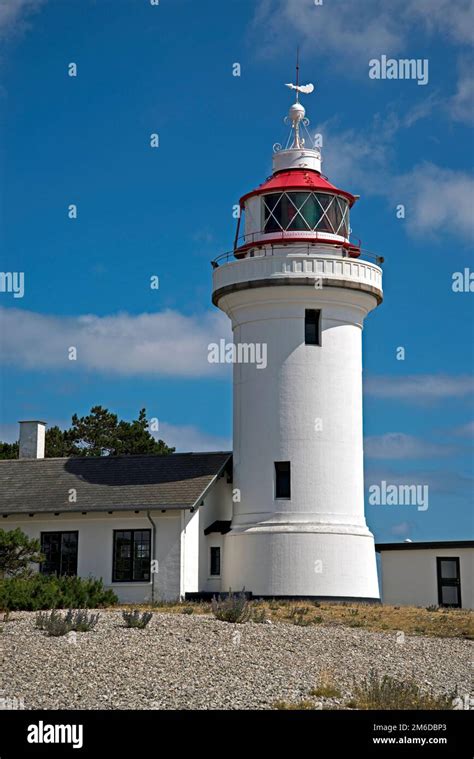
233 90 361 259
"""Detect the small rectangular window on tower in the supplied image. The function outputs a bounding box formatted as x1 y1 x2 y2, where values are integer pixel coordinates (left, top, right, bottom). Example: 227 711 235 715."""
305 309 321 345
275 461 291 499
210 546 221 576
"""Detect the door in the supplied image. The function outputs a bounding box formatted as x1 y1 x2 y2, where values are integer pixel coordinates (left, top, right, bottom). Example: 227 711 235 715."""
436 557 462 608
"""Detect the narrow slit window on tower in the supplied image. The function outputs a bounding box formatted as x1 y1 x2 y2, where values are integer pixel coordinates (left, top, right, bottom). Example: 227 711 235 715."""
305 309 321 345
275 461 291 499
210 547 221 576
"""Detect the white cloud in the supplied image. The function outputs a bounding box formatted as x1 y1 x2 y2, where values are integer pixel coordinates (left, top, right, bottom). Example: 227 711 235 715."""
365 432 455 460
452 420 474 437
0 419 231 454
404 0 474 47
251 0 474 64
392 163 474 238
450 56 474 125
389 521 416 537
0 0 45 38
319 110 474 242
252 0 404 63
0 307 232 378
365 374 474 402
155 422 231 453
316 117 393 197
365 465 473 498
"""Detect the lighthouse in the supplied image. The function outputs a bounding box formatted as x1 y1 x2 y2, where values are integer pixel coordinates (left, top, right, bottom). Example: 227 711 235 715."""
211 78 383 600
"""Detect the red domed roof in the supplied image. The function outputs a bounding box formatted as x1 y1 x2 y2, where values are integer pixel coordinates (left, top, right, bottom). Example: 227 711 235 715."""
240 169 357 207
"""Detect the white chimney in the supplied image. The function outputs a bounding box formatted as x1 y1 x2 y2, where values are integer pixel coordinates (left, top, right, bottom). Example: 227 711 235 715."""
18 421 46 459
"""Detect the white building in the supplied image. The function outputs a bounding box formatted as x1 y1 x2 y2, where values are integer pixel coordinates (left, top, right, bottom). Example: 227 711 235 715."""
1 422 232 603
377 541 474 609
212 85 382 601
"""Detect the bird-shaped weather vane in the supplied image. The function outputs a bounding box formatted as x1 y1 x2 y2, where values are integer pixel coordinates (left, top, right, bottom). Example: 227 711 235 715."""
285 47 315 102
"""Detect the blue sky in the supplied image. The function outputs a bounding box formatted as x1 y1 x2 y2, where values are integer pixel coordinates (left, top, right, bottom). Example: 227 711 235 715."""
0 0 472 543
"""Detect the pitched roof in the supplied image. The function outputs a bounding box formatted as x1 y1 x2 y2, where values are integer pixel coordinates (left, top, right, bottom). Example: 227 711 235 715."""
0 452 231 515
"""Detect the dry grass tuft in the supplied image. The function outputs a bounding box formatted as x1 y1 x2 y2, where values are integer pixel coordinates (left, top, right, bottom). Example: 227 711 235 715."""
112 599 473 639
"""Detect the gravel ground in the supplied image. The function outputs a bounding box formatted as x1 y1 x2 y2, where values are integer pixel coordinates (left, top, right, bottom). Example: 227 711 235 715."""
1 611 471 710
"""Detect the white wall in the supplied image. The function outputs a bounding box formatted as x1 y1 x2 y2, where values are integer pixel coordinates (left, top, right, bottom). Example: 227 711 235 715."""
217 282 380 599
3 511 182 603
181 474 233 596
4 475 234 603
379 548 473 609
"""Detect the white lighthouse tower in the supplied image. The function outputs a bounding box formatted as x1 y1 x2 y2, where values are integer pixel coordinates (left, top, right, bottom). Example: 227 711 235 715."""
212 77 383 600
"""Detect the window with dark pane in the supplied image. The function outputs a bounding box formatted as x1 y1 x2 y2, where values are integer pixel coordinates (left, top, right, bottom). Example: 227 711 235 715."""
315 193 334 232
133 530 151 581
263 194 283 233
40 531 78 576
304 193 321 229
275 461 291 499
210 546 221 576
335 197 349 236
285 192 309 230
113 529 151 582
305 309 321 346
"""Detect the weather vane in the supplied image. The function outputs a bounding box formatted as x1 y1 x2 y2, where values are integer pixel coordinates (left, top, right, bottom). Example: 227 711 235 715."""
285 47 315 102
281 47 315 150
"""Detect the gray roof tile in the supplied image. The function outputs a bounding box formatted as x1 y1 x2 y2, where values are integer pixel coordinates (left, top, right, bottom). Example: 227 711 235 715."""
0 452 231 515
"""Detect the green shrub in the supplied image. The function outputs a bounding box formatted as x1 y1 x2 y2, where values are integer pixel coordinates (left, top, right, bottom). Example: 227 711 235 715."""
348 670 454 710
286 605 309 620
0 527 44 576
150 599 179 608
180 606 194 615
40 609 72 637
310 671 342 698
36 608 100 635
212 589 251 624
0 574 117 611
35 611 49 630
293 612 311 627
65 609 100 632
250 604 267 624
122 610 153 629
287 605 311 626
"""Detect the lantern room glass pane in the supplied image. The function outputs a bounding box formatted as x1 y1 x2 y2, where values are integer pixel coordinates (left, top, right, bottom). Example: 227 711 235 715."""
263 194 283 232
263 192 349 236
315 194 333 232
285 192 310 230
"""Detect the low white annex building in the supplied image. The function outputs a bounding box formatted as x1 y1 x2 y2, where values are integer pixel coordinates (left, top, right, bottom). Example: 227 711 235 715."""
377 541 474 609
